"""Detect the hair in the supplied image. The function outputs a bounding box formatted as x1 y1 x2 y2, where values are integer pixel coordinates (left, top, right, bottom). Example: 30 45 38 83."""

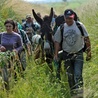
14 21 18 26
37 12 41 18
4 19 15 29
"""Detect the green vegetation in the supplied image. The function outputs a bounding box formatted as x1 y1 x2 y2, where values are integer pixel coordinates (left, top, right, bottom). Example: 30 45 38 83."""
44 0 89 14
0 0 17 31
78 1 98 97
0 0 98 98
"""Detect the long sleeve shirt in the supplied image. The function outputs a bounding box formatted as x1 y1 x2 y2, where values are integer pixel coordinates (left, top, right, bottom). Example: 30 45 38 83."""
0 32 23 53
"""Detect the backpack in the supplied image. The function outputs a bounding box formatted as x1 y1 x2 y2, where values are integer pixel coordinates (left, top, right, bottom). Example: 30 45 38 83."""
60 21 87 52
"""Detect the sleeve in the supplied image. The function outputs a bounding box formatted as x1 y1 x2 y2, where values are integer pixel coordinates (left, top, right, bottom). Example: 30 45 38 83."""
16 35 23 53
53 26 61 43
33 23 40 31
79 22 89 37
24 31 31 44
22 22 26 31
18 22 22 30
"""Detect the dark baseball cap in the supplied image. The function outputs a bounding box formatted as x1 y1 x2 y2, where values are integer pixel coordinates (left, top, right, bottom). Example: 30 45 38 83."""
64 9 75 18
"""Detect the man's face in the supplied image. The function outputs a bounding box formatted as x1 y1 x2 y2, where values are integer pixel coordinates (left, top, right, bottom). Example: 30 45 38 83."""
64 16 74 26
27 17 32 22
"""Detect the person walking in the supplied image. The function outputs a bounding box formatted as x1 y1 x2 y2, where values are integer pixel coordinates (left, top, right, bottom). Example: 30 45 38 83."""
0 19 23 90
54 9 91 98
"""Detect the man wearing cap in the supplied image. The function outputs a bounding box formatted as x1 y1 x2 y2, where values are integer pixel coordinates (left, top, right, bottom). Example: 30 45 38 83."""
22 14 40 33
54 9 91 98
22 14 40 49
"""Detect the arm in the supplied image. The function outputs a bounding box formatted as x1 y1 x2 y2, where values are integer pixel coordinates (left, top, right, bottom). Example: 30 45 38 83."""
53 26 61 60
22 31 32 56
84 36 91 61
14 35 23 53
22 22 26 31
54 41 60 58
22 30 30 45
80 22 92 60
24 33 32 56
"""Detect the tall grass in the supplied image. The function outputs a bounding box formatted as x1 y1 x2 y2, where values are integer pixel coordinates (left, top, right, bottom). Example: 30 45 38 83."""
44 0 89 15
77 0 98 97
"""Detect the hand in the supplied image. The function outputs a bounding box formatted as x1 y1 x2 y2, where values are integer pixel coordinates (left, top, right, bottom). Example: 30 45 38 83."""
13 49 19 60
27 44 32 56
0 46 6 52
27 50 32 57
54 55 58 62
13 49 18 54
86 51 91 61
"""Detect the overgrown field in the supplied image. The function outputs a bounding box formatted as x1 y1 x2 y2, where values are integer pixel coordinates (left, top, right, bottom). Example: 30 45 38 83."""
0 0 98 98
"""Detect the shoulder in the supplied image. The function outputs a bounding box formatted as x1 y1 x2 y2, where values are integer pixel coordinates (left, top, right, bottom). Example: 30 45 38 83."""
33 22 39 27
0 32 7 36
20 30 27 37
0 32 6 34
20 29 26 34
22 21 26 25
13 32 22 38
75 21 84 26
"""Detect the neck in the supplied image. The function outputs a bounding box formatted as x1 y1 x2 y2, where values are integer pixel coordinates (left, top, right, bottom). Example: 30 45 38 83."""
7 31 13 33
67 21 74 26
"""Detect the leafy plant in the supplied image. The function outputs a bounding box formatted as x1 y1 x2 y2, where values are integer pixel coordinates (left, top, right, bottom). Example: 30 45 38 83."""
0 51 15 67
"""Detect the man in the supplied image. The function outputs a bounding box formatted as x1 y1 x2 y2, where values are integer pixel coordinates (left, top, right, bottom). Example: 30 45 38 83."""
22 14 40 49
22 14 40 31
54 9 91 98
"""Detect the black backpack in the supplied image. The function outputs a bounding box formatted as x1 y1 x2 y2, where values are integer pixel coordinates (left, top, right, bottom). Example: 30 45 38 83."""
60 21 87 52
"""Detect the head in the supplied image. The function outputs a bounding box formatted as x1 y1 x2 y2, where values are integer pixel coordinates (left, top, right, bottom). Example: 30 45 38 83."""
26 14 33 23
13 21 18 32
64 9 75 26
4 19 15 33
22 19 26 23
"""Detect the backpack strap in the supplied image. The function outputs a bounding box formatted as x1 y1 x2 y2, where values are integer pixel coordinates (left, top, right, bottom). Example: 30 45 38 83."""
60 24 64 49
75 21 84 36
76 21 87 52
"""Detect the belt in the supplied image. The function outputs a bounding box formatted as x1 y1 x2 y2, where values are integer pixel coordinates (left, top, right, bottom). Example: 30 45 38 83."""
63 49 83 55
